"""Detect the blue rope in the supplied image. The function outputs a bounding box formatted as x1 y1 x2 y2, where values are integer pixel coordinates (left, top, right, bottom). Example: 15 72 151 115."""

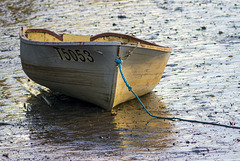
115 58 240 129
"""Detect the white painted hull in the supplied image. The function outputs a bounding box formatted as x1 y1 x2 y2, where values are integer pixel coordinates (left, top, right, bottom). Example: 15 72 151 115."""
20 29 171 111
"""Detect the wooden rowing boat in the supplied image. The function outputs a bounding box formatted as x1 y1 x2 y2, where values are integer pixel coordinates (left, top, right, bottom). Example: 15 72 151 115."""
20 28 171 111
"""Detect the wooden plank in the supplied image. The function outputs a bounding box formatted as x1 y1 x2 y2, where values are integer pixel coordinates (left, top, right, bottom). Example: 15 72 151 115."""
62 34 91 42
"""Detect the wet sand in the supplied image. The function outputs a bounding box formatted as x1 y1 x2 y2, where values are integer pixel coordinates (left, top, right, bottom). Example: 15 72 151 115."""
1 0 240 160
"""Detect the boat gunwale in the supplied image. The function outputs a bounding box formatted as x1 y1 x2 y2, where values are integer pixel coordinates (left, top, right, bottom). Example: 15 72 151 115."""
20 36 121 46
22 28 168 48
91 32 167 48
20 28 121 46
20 28 172 53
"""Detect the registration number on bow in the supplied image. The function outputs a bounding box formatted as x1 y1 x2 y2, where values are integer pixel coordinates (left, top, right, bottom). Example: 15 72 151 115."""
53 47 94 62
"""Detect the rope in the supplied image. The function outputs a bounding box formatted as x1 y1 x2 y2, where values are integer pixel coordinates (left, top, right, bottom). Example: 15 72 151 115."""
115 58 240 129
123 42 140 60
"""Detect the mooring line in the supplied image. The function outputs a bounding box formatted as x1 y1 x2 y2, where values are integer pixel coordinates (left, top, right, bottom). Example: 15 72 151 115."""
115 58 240 129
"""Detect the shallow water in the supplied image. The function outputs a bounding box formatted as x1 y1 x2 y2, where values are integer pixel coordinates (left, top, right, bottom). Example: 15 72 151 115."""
1 0 240 160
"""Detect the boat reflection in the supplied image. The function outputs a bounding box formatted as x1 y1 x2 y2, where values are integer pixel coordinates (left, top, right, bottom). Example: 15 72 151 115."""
113 92 175 150
22 77 119 151
22 77 175 152
0 78 8 108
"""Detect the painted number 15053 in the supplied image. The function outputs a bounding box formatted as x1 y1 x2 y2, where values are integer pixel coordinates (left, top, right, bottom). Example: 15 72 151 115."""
53 47 94 63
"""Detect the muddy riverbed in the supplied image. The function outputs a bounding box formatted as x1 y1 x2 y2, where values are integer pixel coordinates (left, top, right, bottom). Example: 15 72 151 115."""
1 0 240 160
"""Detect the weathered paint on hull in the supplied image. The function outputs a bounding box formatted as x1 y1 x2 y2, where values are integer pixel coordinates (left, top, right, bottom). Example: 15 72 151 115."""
113 46 170 107
20 41 119 110
20 29 171 111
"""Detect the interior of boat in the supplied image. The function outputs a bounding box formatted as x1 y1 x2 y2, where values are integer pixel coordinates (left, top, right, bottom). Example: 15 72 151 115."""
22 28 171 52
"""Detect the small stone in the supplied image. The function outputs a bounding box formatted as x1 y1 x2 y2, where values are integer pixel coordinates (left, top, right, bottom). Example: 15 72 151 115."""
201 26 207 30
3 153 9 158
118 15 127 19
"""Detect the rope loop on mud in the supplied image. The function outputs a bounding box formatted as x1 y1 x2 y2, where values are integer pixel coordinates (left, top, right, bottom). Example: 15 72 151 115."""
115 58 240 130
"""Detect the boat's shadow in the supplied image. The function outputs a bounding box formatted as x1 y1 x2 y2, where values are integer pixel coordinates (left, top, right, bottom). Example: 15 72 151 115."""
21 77 176 151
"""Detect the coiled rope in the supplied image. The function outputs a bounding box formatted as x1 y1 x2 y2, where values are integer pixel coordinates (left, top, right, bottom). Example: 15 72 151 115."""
115 58 240 129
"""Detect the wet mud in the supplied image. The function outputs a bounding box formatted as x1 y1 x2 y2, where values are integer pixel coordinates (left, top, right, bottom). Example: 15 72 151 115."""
1 0 240 160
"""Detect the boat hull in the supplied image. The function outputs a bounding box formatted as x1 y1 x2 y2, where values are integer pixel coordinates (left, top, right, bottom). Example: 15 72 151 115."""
20 41 119 110
113 46 170 107
20 30 171 111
